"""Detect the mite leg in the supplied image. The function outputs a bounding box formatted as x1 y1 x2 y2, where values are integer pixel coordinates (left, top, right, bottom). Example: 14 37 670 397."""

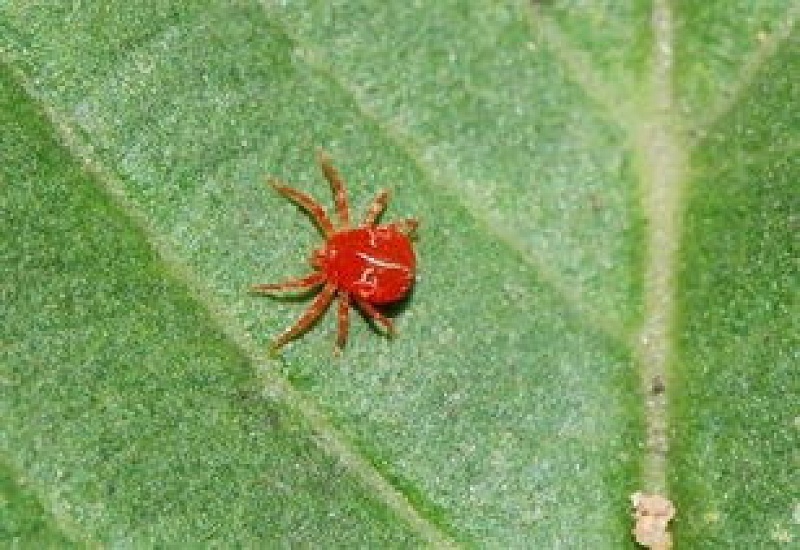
316 149 350 229
269 179 335 236
388 218 419 237
271 283 337 351
354 298 395 336
251 272 325 294
362 189 390 226
336 293 350 351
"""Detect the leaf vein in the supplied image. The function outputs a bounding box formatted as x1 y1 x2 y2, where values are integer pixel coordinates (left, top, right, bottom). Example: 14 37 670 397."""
1 54 459 549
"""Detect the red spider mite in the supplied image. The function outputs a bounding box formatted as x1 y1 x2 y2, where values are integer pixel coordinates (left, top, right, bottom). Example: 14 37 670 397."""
252 151 418 352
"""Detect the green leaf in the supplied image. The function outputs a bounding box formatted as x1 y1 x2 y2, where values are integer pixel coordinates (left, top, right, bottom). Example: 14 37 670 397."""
1 1 797 547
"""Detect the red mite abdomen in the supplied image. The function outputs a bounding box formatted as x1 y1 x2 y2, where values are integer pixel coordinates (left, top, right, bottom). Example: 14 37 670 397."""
322 227 416 304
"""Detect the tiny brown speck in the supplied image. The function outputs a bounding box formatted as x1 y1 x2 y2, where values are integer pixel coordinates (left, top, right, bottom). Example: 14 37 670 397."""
651 375 666 395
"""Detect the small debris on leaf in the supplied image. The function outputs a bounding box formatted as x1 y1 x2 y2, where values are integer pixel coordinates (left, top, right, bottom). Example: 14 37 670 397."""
631 491 676 549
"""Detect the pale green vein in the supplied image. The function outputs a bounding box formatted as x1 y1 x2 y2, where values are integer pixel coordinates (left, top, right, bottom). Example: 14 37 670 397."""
633 0 685 494
526 4 639 138
0 452 100 549
691 0 800 144
2 57 459 550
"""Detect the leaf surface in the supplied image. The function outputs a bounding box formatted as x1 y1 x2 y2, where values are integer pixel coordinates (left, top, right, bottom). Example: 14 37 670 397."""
1 1 797 547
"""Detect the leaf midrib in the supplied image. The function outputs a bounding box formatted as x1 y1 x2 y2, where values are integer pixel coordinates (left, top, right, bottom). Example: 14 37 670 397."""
532 0 800 497
634 0 684 494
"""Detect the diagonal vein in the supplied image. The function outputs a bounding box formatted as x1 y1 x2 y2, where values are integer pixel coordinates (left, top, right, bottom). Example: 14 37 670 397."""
2 58 459 549
691 0 800 144
267 18 630 349
0 452 99 547
527 5 637 133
